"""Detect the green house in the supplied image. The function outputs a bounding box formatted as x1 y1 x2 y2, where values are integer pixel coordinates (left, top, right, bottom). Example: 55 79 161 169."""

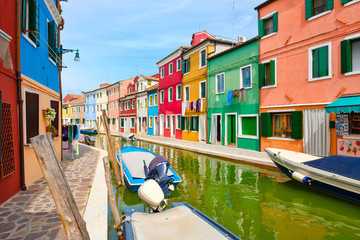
207 37 260 151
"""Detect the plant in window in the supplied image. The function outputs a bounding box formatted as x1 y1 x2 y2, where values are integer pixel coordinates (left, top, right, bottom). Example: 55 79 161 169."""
46 124 58 138
43 107 56 121
282 126 287 138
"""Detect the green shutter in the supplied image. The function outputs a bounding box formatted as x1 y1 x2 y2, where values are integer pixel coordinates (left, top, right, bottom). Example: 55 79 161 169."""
305 0 313 19
273 12 278 32
48 21 56 61
341 0 351 4
312 48 319 78
181 117 185 130
28 0 40 46
195 117 199 131
258 19 265 38
182 60 185 74
291 111 303 139
341 39 352 74
21 0 27 30
261 113 272 137
108 118 110 124
259 64 265 87
318 46 329 77
326 0 334 10
270 60 275 85
242 117 257 136
187 58 190 73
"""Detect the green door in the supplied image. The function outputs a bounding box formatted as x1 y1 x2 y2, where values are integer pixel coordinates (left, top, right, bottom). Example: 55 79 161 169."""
227 115 236 144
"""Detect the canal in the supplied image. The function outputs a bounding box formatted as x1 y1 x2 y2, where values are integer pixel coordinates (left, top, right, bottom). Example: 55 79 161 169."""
101 137 360 240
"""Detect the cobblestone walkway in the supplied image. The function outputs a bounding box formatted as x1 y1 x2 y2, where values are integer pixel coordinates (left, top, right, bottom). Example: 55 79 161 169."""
0 144 100 240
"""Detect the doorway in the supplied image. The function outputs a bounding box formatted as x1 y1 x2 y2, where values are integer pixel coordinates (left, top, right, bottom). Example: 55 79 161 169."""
226 113 236 146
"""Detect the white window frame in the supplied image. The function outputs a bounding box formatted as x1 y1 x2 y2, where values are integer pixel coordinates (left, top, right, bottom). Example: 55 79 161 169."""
154 94 158 106
184 85 190 101
238 114 259 139
176 84 181 100
166 115 170 129
240 64 253 89
177 58 181 71
345 33 360 76
176 114 181 130
215 73 225 94
149 116 153 128
260 11 277 40
308 42 332 82
199 48 207 69
344 0 360 7
161 67 164 78
160 90 164 103
199 80 206 99
183 57 190 75
169 63 173 75
168 87 173 102
261 58 277 89
149 95 153 107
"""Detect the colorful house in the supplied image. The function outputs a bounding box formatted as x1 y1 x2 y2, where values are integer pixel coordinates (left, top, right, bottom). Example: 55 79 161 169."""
0 0 22 204
157 46 189 139
181 31 234 142
85 90 97 128
119 76 138 133
207 37 260 151
62 100 72 124
69 95 85 126
95 83 110 130
147 84 159 136
255 0 360 156
20 0 62 185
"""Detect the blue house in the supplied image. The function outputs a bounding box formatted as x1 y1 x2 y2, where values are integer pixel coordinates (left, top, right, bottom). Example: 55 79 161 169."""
147 84 159 136
85 91 97 128
20 0 63 185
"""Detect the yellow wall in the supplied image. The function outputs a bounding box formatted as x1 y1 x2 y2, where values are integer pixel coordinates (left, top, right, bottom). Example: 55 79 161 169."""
62 105 72 118
22 75 62 186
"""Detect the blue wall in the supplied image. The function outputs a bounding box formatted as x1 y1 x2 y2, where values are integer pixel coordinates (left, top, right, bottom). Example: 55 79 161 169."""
85 93 96 125
148 91 158 136
21 0 59 92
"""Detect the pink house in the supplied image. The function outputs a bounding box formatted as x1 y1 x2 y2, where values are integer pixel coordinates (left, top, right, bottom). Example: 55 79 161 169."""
119 76 138 133
157 46 189 139
256 0 360 156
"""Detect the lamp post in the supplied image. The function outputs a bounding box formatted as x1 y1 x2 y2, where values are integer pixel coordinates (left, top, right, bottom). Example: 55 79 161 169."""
61 48 80 61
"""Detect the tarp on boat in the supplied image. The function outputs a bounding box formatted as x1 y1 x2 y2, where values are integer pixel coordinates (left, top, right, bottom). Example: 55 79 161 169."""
303 155 360 181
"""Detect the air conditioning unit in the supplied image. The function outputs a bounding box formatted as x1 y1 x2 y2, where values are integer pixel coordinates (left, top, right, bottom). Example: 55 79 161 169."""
238 36 246 43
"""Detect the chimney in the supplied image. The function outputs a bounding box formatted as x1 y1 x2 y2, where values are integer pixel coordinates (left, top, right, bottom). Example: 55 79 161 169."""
238 36 246 43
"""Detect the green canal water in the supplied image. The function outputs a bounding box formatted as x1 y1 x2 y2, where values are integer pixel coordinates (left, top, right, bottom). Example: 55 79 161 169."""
103 138 360 240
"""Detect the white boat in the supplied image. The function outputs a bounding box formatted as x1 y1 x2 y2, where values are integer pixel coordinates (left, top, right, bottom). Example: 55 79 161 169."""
265 148 360 203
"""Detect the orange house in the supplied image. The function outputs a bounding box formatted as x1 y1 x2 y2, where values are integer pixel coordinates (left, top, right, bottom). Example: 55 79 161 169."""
256 0 360 156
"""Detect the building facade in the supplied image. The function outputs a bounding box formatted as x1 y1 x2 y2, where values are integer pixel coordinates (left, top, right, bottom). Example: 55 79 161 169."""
119 76 138 133
85 90 97 128
107 82 120 131
207 37 260 151
256 0 360 155
95 83 110 130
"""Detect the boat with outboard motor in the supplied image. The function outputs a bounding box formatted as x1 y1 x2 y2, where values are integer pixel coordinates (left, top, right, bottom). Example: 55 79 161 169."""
265 148 360 203
116 146 181 193
80 127 97 135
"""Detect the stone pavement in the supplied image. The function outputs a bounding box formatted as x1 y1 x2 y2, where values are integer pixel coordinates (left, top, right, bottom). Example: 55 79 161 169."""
0 143 103 240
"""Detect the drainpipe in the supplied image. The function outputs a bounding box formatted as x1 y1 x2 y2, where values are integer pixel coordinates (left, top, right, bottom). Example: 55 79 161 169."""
205 42 216 143
58 1 64 159
16 0 26 190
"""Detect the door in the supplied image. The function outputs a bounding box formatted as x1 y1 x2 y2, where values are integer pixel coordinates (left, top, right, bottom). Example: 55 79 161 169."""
154 116 158 135
171 115 176 137
160 114 164 135
226 114 236 146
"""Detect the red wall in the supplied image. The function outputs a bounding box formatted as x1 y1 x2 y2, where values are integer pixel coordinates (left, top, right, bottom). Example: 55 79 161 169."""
0 0 21 204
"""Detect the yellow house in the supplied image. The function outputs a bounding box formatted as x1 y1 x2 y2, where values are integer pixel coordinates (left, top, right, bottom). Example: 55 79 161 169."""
62 103 72 124
181 32 234 142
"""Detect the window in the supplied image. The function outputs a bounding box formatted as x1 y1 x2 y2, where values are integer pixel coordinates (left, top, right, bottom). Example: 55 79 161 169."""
47 21 57 63
148 80 151 85
258 12 278 38
177 58 181 71
181 117 189 131
121 118 124 127
135 83 138 91
100 105 102 111
199 81 206 99
132 100 135 109
169 63 173 75
342 0 360 5
145 99 148 107
168 87 173 102
305 0 333 20
184 86 190 101
97 105 99 112
93 94 95 100
149 116 153 128
154 94 158 106
216 73 225 94
260 59 276 87
166 115 170 129
200 49 206 68
100 92 102 98
176 85 181 100
149 95 153 106
131 118 135 128
82 118 85 124
120 102 123 111
22 0 40 46
129 88 132 94
113 102 115 109
238 115 258 138
261 111 303 139
341 35 360 74
137 100 140 108
112 118 115 125
161 67 164 78
190 116 199 131
25 91 39 144
240 65 252 88
160 90 164 103
309 42 331 81
140 83 143 90
87 95 89 101
176 115 181 129
183 57 190 74
86 106 89 113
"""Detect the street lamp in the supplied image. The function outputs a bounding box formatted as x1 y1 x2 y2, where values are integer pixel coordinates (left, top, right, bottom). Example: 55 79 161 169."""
61 48 80 61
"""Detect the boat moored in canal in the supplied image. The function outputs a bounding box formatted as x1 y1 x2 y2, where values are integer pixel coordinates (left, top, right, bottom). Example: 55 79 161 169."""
80 127 97 135
265 148 360 203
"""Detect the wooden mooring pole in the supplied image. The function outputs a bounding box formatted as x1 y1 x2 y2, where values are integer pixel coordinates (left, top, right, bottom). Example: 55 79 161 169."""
95 119 104 149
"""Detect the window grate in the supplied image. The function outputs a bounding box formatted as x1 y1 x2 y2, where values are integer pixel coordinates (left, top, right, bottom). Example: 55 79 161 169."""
1 103 15 179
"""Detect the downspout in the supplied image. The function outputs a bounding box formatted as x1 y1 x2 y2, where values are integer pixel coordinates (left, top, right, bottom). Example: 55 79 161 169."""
16 0 26 190
205 42 216 143
58 1 64 159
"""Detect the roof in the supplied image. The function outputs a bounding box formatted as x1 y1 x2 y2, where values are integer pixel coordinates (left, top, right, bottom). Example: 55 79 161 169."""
208 37 258 61
182 38 235 56
156 46 191 65
66 95 85 105
146 83 159 92
254 0 276 10
141 74 159 81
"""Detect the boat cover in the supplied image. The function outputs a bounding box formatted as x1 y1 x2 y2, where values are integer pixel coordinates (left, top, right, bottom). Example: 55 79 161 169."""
129 205 229 240
303 155 360 181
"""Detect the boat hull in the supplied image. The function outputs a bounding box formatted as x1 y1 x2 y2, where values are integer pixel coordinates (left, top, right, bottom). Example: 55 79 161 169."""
266 149 360 203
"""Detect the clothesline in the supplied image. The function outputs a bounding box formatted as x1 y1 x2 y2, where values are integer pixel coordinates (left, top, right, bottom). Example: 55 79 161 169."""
181 99 204 116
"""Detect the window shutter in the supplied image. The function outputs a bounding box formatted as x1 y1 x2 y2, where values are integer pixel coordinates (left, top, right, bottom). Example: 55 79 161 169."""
108 118 110 124
182 60 185 74
25 92 39 144
341 39 352 74
312 48 320 78
326 0 334 10
341 0 351 4
291 111 303 139
273 12 278 32
318 46 329 77
270 60 275 85
187 58 190 73
29 0 40 46
261 113 272 137
181 117 185 130
195 117 199 131
259 63 265 87
305 0 313 19
258 19 265 38
21 0 27 30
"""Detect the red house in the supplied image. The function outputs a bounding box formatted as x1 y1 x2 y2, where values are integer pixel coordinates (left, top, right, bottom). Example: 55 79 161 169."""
119 76 138 133
0 0 22 204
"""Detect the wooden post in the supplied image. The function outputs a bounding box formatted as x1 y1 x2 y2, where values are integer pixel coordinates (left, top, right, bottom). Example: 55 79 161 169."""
95 119 104 149
30 133 90 240
101 110 124 186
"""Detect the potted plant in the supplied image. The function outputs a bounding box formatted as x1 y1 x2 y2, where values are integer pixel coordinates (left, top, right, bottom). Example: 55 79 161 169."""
46 124 59 139
43 107 56 122
281 127 287 138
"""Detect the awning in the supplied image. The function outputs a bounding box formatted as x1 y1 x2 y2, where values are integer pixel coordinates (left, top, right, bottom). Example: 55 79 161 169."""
325 96 360 113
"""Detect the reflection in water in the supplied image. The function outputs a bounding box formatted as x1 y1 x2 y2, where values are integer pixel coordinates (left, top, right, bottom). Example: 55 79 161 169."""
103 137 360 240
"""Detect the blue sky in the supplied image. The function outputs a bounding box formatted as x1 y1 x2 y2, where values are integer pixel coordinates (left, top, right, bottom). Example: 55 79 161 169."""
60 0 264 97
